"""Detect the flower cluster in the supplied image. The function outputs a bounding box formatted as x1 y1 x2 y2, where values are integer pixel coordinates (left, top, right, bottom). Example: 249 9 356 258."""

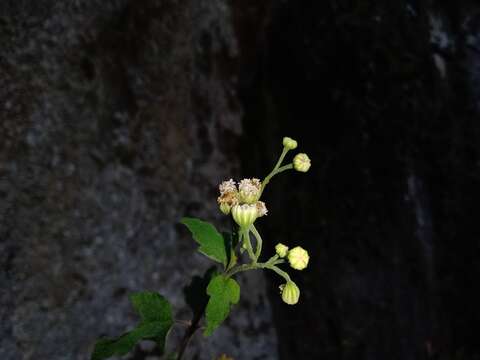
217 178 267 230
217 136 312 305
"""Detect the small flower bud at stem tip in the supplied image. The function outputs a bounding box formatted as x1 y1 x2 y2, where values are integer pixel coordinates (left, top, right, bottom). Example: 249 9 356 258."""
275 243 289 258
293 153 311 172
283 137 298 150
288 246 310 270
280 281 300 305
219 202 231 215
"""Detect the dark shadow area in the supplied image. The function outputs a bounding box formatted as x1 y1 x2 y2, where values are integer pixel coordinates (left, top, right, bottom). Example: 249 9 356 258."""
237 1 480 359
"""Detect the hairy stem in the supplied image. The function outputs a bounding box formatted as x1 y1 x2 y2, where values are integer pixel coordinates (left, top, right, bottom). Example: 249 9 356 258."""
265 264 291 282
251 225 263 261
261 147 288 193
261 164 293 194
242 230 256 263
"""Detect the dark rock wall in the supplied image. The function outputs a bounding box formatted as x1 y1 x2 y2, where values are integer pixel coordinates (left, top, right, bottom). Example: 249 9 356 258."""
0 1 276 359
238 1 480 359
3 0 480 359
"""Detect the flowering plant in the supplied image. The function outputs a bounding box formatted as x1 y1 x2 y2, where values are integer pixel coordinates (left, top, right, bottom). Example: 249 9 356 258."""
91 137 311 360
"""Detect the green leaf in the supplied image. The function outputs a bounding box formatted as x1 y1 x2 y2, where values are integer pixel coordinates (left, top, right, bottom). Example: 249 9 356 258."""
129 292 173 324
91 292 173 360
181 217 228 266
183 267 218 321
204 275 240 336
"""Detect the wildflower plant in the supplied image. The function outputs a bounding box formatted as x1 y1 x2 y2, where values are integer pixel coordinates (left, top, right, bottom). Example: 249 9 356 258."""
91 137 311 360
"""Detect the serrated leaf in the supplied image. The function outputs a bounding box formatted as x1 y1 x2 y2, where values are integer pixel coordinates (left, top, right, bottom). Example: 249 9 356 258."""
91 292 173 360
130 292 173 324
204 275 240 336
181 217 228 266
183 267 218 321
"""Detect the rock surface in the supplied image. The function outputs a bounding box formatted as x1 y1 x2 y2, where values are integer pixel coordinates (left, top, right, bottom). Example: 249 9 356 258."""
0 1 277 359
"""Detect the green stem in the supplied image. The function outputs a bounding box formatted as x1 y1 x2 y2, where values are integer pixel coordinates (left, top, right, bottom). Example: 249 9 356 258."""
275 164 293 174
274 147 289 171
251 225 263 261
224 263 258 278
260 147 288 192
266 264 291 282
242 230 256 263
261 164 294 194
224 255 289 282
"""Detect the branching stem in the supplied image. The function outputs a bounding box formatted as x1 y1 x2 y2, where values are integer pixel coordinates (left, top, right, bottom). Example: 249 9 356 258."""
261 164 293 194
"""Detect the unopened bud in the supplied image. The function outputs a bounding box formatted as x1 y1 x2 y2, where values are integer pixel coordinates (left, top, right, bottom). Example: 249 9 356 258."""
293 153 311 172
275 243 289 258
238 178 261 204
283 137 298 150
231 204 258 229
219 202 231 215
287 246 309 270
280 281 300 305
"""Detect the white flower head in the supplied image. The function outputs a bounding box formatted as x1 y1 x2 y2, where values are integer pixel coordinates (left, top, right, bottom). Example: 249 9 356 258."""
219 179 237 194
238 178 261 204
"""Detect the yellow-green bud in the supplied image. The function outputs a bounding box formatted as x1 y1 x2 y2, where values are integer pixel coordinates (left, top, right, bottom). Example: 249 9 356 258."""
275 243 289 258
238 178 261 204
293 153 311 172
287 246 309 270
283 137 298 150
219 202 231 215
280 281 300 305
231 204 258 229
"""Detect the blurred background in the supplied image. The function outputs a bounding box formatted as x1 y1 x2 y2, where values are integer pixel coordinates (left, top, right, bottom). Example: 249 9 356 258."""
1 1 480 359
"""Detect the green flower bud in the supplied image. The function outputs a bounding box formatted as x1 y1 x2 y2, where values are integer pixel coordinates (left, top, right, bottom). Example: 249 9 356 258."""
219 202 231 215
275 243 289 258
238 178 261 204
231 204 258 229
283 137 298 150
280 281 300 305
287 246 309 270
293 153 311 172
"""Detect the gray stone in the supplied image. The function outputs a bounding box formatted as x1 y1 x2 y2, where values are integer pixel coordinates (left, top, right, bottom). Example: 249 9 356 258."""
0 1 277 359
